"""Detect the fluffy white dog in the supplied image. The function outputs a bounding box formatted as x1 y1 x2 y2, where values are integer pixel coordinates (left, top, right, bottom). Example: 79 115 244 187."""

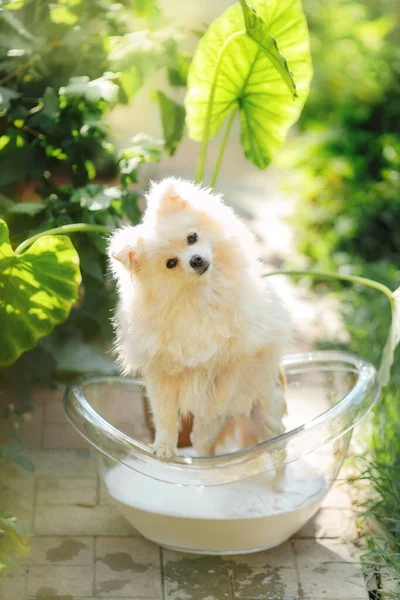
108 178 291 460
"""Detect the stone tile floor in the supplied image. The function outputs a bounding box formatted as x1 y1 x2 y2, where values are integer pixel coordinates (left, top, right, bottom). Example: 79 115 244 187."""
0 392 369 600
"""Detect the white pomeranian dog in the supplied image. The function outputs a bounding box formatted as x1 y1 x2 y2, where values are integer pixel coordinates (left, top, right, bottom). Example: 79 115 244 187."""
108 177 291 460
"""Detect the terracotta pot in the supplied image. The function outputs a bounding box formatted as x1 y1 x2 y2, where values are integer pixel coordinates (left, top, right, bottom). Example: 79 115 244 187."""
16 173 119 203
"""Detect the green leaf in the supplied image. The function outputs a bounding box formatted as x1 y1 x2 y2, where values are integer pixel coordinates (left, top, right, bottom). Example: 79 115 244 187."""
71 184 122 211
0 220 81 366
42 87 59 118
79 249 104 282
59 75 119 106
118 134 163 186
49 4 78 25
167 52 191 87
118 67 143 101
132 0 159 17
239 0 297 98
6 518 27 537
0 87 21 110
0 147 28 186
155 91 185 156
121 190 141 224
185 0 312 169
7 203 46 216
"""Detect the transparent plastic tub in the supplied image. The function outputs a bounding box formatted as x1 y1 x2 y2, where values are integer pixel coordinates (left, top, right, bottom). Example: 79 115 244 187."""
63 351 380 555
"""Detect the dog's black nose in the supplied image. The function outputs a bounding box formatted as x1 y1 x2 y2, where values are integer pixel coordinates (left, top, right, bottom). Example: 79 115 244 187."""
189 255 209 274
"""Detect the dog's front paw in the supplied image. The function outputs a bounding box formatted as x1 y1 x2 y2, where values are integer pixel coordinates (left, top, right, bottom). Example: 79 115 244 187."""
154 443 175 461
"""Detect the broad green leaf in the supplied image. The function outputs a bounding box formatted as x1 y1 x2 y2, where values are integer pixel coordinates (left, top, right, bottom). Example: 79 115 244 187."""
239 0 297 98
155 91 185 156
185 0 312 169
0 87 21 110
0 220 81 366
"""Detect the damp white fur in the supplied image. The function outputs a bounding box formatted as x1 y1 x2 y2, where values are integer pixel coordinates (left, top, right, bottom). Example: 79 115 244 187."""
108 177 291 460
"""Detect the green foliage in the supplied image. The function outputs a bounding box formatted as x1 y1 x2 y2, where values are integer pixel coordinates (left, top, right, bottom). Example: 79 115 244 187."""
155 91 185 156
0 219 81 366
290 0 400 587
0 437 34 577
185 0 312 172
109 27 183 99
118 134 163 187
294 92 400 270
301 0 396 127
0 513 30 576
0 0 170 393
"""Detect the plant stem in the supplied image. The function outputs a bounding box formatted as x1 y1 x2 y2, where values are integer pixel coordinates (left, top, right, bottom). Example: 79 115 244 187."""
264 268 398 386
14 223 110 255
195 30 245 184
263 269 395 312
210 108 237 189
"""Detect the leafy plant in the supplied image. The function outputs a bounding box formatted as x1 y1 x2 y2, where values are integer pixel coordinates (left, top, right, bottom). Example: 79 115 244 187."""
0 0 313 385
0 0 175 395
186 0 312 185
0 440 34 577
0 219 81 366
0 513 30 576
287 0 400 590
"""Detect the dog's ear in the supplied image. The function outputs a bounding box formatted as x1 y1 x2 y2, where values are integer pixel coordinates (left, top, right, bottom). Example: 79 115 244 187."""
111 245 140 272
156 179 187 213
108 227 142 273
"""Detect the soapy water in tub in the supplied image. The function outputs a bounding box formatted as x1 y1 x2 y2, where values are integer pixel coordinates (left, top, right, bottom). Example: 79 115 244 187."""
104 384 334 552
104 451 328 552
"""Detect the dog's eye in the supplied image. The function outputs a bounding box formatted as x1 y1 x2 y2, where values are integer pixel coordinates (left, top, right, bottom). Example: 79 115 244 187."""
187 233 197 245
166 258 179 269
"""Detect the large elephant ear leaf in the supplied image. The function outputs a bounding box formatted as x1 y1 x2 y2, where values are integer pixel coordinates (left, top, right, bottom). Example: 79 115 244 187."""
0 220 81 366
185 0 312 169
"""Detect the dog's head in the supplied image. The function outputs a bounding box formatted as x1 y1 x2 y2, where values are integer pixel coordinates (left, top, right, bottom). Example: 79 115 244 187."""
108 177 258 288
